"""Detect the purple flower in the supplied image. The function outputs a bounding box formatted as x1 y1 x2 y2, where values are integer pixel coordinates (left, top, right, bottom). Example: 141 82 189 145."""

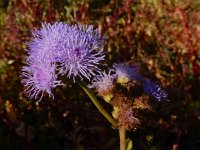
59 24 105 81
21 59 62 100
27 22 70 63
22 22 105 100
142 79 167 101
88 70 115 102
113 63 140 84
27 23 105 81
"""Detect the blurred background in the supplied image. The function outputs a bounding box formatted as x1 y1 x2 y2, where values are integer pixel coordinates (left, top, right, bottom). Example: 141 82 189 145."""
0 0 199 149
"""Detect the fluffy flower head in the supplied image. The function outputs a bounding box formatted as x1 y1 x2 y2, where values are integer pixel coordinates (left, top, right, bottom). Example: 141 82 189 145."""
22 22 105 100
113 63 140 84
21 60 62 100
143 79 167 101
59 24 105 81
27 22 70 63
89 70 115 102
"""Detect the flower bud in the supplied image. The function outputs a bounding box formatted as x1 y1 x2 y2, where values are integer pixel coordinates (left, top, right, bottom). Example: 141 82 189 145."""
88 70 115 103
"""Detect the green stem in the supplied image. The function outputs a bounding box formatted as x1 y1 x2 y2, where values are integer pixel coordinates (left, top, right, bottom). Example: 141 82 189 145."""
119 127 126 150
77 80 117 127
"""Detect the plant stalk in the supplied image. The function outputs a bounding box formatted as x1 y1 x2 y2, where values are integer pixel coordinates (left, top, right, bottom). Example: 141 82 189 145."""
119 127 126 150
77 80 117 127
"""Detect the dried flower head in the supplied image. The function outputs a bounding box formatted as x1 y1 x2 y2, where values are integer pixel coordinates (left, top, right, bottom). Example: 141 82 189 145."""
113 63 140 85
88 70 116 103
133 96 151 110
59 25 105 81
21 59 62 100
117 107 140 130
111 93 140 130
142 79 167 101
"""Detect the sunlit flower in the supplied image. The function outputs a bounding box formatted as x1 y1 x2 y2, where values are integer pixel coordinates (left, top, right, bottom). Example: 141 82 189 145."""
142 79 167 101
59 24 105 81
21 59 62 100
88 70 115 103
22 22 105 100
27 22 70 63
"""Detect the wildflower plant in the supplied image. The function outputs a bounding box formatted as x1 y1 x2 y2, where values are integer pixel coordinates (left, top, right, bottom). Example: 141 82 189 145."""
21 22 167 150
88 62 167 149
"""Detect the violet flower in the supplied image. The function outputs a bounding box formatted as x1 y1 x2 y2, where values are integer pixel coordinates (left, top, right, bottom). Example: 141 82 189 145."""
21 59 62 100
113 63 140 84
88 70 115 103
59 24 105 81
22 22 105 100
27 22 70 63
142 79 167 101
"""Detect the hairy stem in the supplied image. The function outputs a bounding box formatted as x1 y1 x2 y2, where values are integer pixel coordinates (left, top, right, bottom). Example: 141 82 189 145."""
77 80 117 127
119 127 126 150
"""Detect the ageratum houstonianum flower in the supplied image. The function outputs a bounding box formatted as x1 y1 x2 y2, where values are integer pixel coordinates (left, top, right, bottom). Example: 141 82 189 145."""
142 79 167 101
59 24 105 81
113 63 140 84
88 70 116 103
21 59 62 100
27 22 70 63
22 22 105 100
22 22 68 100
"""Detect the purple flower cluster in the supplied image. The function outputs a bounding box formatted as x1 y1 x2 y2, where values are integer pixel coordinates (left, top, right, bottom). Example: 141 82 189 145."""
89 63 167 101
22 22 105 100
89 63 140 93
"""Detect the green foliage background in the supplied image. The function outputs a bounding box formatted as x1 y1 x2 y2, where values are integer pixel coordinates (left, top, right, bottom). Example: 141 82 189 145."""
0 0 199 149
